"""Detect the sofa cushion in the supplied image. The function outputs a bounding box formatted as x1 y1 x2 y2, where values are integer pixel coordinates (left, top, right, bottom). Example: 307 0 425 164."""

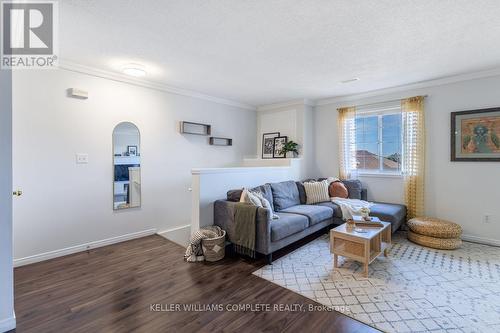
342 179 363 199
271 213 309 241
270 181 300 211
280 205 333 225
251 184 274 211
296 182 307 204
370 202 407 232
315 201 342 219
227 189 243 202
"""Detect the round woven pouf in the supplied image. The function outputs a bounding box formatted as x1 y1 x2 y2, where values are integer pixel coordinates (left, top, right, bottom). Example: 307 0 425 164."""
408 230 462 250
407 217 462 238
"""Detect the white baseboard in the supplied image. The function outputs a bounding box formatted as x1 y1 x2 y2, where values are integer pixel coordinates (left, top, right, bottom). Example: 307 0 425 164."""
0 312 16 333
157 224 191 247
462 234 500 247
14 229 157 267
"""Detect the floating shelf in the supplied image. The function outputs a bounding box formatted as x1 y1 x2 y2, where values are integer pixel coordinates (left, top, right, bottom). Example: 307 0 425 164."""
180 121 211 136
209 137 233 146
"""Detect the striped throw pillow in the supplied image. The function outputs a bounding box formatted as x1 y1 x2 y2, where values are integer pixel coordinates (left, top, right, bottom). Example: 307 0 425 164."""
304 180 330 204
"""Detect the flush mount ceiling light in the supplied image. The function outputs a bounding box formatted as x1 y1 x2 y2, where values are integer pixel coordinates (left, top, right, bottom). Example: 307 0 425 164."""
122 64 147 77
340 78 360 84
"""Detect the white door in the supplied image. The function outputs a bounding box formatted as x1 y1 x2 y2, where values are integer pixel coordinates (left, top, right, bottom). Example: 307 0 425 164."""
0 69 16 332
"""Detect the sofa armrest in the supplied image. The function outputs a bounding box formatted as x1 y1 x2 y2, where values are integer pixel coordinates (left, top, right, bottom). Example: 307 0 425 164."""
361 188 368 201
214 200 272 254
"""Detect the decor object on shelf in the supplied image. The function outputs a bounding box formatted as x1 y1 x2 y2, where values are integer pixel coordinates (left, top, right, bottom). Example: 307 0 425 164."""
127 145 137 156
451 107 500 161
209 137 232 146
113 122 141 210
281 140 299 157
180 121 211 136
272 136 288 158
407 217 462 249
262 132 280 158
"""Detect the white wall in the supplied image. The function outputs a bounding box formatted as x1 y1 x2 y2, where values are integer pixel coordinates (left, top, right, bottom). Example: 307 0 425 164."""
191 165 300 231
0 69 15 331
12 69 257 262
315 75 500 244
256 101 316 179
257 108 297 156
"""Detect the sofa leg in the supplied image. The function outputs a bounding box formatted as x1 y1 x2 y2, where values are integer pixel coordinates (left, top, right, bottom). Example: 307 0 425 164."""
266 253 273 265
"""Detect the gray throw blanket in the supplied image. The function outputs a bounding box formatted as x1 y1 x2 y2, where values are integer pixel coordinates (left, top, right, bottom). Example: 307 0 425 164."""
185 225 224 262
232 203 258 258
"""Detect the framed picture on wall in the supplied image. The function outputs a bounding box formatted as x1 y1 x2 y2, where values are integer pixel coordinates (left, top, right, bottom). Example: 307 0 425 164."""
451 107 500 161
262 132 280 159
273 136 288 158
127 145 138 156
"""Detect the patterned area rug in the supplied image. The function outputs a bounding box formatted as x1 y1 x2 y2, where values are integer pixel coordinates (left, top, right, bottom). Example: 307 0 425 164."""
253 232 500 333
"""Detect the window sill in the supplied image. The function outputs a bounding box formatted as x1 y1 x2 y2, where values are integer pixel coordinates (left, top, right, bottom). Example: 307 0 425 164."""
357 172 403 179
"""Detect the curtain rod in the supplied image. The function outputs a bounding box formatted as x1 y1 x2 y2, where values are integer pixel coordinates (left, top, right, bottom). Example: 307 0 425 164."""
340 95 428 110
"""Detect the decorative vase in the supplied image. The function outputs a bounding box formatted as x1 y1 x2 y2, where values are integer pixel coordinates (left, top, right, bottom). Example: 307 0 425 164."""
360 208 370 219
346 219 355 231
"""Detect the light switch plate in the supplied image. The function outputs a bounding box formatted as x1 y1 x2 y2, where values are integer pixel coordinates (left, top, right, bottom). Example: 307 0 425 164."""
76 153 89 164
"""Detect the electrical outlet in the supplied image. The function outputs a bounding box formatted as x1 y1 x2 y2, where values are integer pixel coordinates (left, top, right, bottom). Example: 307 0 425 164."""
76 153 89 164
483 214 492 223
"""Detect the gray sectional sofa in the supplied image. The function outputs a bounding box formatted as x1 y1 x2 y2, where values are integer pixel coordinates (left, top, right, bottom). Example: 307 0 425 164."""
214 179 406 264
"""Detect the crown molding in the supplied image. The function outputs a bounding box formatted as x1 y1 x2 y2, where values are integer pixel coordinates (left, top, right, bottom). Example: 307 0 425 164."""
257 98 316 112
315 67 500 106
58 60 257 111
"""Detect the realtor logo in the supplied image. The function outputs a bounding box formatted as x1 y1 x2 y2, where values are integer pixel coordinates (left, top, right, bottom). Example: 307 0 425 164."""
1 0 58 68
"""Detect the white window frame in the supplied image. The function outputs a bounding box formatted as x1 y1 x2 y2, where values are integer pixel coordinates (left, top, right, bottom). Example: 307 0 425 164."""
353 104 403 177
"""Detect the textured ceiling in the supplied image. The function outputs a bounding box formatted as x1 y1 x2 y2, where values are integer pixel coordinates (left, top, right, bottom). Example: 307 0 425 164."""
60 0 500 106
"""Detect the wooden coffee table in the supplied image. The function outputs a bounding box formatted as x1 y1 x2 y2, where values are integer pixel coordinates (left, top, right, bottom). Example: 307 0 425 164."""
330 221 391 277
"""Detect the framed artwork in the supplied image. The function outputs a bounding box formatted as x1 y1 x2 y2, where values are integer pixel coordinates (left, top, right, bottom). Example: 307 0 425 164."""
262 132 280 159
127 145 138 156
451 107 500 161
273 136 288 158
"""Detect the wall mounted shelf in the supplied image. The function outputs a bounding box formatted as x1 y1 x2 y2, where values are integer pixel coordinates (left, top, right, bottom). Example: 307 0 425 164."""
180 121 211 136
209 137 233 146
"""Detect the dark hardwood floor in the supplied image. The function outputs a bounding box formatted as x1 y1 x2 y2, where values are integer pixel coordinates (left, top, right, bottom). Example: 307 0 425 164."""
13 232 379 333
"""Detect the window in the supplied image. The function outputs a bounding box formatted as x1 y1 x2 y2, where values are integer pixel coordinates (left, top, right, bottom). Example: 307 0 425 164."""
354 104 402 174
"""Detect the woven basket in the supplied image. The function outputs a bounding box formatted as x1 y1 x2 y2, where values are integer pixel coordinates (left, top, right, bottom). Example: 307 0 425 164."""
202 230 226 262
408 230 462 250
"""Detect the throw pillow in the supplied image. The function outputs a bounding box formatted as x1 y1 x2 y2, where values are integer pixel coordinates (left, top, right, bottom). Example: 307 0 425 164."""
239 189 262 207
296 181 307 204
303 180 330 204
252 191 279 220
329 181 349 198
227 189 243 202
342 179 363 199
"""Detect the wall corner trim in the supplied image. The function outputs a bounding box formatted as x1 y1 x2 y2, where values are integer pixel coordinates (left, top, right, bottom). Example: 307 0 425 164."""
315 67 500 106
0 313 16 332
157 224 191 247
58 60 257 111
14 229 157 267
462 234 500 247
191 166 290 175
257 98 315 112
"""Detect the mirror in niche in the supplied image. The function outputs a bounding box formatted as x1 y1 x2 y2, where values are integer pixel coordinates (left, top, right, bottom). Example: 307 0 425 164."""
113 122 141 210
